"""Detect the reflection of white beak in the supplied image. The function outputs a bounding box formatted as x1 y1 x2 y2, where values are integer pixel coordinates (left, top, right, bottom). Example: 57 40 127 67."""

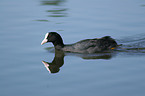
41 38 48 45
42 61 49 67
42 61 51 73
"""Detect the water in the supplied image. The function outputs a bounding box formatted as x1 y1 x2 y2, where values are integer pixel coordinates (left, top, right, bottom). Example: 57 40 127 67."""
0 0 145 96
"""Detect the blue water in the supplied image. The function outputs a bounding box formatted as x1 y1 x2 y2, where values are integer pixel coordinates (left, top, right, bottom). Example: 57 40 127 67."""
0 0 145 96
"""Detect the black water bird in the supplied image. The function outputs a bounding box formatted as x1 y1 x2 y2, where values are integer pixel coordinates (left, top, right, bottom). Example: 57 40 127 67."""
41 32 118 53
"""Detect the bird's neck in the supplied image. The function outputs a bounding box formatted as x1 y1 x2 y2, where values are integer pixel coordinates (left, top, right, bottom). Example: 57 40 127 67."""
53 40 64 50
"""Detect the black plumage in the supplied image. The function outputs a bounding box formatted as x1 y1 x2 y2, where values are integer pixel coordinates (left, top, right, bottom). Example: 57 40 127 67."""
41 32 118 53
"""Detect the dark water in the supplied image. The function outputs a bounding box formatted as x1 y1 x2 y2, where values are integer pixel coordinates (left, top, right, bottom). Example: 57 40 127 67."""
0 0 145 96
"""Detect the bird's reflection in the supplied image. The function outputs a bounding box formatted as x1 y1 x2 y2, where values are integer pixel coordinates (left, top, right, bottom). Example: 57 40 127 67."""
42 49 114 74
42 50 64 73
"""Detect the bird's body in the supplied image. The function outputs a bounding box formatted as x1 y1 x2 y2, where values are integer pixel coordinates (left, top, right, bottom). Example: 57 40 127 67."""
41 32 118 53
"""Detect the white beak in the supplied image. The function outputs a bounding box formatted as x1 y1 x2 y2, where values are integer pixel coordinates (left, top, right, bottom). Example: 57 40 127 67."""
41 33 49 45
41 38 48 45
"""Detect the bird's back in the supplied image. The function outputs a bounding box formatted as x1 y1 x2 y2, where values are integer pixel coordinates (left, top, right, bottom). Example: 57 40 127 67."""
62 36 117 53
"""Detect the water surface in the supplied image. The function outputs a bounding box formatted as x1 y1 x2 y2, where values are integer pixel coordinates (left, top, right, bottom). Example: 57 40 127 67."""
0 0 145 96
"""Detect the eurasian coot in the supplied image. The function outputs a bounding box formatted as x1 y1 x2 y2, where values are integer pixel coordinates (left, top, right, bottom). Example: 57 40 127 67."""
41 32 118 53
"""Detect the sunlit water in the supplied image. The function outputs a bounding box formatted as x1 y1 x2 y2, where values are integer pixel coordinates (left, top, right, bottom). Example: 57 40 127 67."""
0 0 145 96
